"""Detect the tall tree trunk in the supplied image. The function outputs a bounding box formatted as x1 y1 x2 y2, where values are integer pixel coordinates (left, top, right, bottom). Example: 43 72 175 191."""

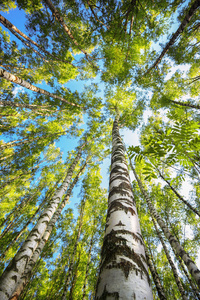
0 142 85 300
95 115 153 299
158 171 200 217
82 231 95 300
0 189 40 229
68 250 81 300
144 244 167 300
61 197 86 299
19 239 55 300
0 194 48 259
10 162 87 300
0 218 15 241
146 0 200 73
129 160 200 288
0 68 81 108
152 217 187 300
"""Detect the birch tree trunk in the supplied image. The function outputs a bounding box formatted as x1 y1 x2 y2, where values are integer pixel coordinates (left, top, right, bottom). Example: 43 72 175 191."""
129 160 200 288
0 195 47 260
0 14 73 65
0 68 81 108
9 162 87 300
82 231 95 300
176 255 200 300
95 115 153 299
61 197 86 299
146 0 200 73
158 171 200 217
144 244 167 300
0 143 85 300
169 99 200 110
152 217 187 300
68 252 81 300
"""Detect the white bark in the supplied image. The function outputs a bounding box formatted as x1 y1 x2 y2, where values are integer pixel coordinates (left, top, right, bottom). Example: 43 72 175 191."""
0 144 85 300
130 161 200 289
95 116 153 299
0 68 81 108
10 162 86 300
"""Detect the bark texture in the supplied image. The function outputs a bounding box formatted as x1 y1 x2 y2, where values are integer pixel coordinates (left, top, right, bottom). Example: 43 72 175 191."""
0 143 85 300
95 116 153 299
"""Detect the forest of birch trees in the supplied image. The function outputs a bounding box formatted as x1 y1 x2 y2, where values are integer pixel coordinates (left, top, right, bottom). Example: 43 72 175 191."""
0 0 200 299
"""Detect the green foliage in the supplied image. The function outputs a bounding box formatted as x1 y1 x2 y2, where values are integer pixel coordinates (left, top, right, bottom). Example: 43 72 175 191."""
0 0 199 298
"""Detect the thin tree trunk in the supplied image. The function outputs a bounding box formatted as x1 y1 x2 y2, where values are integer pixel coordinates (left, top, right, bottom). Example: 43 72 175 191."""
0 129 68 150
152 217 187 300
144 244 167 300
61 197 86 299
43 0 98 70
0 23 49 63
177 255 200 300
1 160 42 189
0 14 74 66
158 171 200 217
0 68 81 108
10 162 87 300
0 218 15 241
129 160 200 288
0 142 85 300
0 100 53 112
82 232 95 300
95 114 153 299
169 99 200 110
19 239 55 300
68 251 81 300
43 0 88 56
146 0 200 73
0 190 39 229
0 195 48 260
